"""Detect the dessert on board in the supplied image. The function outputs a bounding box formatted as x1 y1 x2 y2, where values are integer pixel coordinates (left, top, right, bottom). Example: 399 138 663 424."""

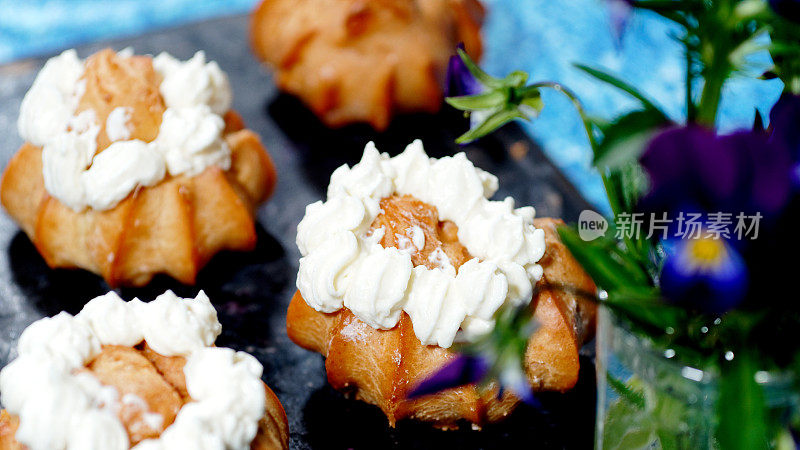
1 48 276 287
251 0 484 129
288 141 596 428
0 290 289 450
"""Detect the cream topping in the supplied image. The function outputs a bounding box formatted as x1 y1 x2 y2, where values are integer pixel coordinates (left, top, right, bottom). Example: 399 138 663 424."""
81 141 166 210
155 106 231 177
18 50 86 148
18 49 233 212
296 140 546 348
106 107 132 142
396 225 425 255
152 51 232 117
0 291 265 450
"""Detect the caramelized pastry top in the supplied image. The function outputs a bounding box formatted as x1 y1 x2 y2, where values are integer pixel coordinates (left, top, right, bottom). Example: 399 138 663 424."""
83 344 186 446
18 48 233 212
77 49 166 151
371 194 472 270
0 291 266 449
251 0 484 129
296 140 546 348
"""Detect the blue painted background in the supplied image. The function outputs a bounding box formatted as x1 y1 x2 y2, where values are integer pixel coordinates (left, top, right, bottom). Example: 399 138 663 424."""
0 0 784 210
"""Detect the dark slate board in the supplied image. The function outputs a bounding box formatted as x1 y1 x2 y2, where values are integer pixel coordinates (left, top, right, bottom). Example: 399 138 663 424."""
0 14 595 450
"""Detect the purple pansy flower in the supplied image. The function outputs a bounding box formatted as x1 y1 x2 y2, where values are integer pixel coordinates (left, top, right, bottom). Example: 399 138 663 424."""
640 127 740 214
638 125 795 312
445 44 492 144
770 93 800 157
408 353 539 407
607 0 634 46
407 354 489 398
660 235 749 313
639 126 793 219
722 130 793 215
769 93 800 186
496 361 539 406
445 43 483 98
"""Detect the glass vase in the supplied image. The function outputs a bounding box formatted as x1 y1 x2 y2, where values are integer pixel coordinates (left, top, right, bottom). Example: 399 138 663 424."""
595 307 798 449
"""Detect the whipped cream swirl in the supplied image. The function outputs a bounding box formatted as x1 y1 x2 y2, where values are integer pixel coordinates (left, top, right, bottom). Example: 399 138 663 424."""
18 49 233 211
296 140 546 348
0 291 265 450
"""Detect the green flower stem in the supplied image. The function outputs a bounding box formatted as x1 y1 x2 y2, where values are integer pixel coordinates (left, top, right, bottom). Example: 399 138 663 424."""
523 82 655 275
522 82 597 146
521 83 623 214
697 63 726 126
685 49 696 123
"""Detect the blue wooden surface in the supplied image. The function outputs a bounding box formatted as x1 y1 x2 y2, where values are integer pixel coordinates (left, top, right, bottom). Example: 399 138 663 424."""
0 0 784 210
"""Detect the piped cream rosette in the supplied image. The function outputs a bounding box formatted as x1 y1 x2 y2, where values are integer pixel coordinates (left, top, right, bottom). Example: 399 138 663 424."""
18 49 233 212
0 291 266 450
296 140 547 348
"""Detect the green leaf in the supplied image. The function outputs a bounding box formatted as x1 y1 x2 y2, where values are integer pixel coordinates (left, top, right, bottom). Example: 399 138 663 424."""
616 427 658 449
603 171 629 215
593 109 670 169
599 170 625 219
504 70 529 88
455 108 526 144
574 64 666 114
776 429 797 450
445 90 507 111
601 167 658 278
520 91 544 113
730 28 771 72
733 0 768 22
607 374 646 410
603 289 686 332
596 234 651 285
602 398 658 450
457 48 503 89
718 349 769 450
556 226 650 290
617 163 649 219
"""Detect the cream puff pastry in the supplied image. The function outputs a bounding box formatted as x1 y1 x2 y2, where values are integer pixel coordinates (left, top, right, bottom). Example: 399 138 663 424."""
1 48 276 287
251 0 484 129
0 291 289 449
287 141 596 428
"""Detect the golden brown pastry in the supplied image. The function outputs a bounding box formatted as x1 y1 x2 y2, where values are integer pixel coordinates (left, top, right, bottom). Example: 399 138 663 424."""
0 291 289 449
290 142 596 428
251 0 485 129
1 49 276 287
0 347 288 449
0 412 22 450
0 345 288 450
288 212 596 429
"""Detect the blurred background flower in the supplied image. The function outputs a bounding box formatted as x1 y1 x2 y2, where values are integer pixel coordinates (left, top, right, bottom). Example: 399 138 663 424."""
408 304 539 407
606 0 633 45
408 355 490 398
639 127 794 218
446 44 482 98
660 235 749 313
770 93 800 161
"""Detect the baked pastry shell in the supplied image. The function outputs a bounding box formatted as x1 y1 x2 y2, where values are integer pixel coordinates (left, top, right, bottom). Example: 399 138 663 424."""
0 111 277 287
250 0 485 130
287 217 597 428
0 369 289 450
